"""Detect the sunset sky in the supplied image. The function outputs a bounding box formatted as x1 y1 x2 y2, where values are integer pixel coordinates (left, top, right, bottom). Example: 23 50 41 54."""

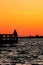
0 0 43 36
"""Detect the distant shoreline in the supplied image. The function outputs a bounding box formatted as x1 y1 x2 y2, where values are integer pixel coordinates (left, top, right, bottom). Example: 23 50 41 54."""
18 36 43 38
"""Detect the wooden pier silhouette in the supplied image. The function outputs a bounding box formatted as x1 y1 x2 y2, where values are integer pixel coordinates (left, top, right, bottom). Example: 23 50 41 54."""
0 30 18 47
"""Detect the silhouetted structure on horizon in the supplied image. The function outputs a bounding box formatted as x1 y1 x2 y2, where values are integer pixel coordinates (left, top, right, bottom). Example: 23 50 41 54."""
18 35 43 38
0 29 18 47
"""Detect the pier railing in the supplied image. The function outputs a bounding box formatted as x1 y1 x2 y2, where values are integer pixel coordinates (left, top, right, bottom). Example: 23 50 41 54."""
0 34 18 46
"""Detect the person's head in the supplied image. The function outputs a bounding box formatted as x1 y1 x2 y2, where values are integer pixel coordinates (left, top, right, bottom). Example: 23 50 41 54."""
13 29 18 35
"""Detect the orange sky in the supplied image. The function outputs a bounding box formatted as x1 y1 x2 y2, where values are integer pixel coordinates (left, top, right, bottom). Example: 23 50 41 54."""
0 0 43 36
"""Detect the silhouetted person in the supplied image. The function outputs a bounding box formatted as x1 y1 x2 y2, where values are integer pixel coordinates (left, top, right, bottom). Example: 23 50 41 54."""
13 29 18 43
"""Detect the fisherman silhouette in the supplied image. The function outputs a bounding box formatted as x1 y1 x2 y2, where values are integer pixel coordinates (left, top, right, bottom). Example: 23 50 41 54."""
13 29 18 43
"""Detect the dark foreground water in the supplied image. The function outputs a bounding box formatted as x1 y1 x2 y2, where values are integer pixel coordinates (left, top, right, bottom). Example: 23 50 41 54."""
0 38 43 65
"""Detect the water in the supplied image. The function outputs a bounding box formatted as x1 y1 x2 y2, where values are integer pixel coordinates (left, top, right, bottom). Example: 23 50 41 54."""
0 38 43 65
